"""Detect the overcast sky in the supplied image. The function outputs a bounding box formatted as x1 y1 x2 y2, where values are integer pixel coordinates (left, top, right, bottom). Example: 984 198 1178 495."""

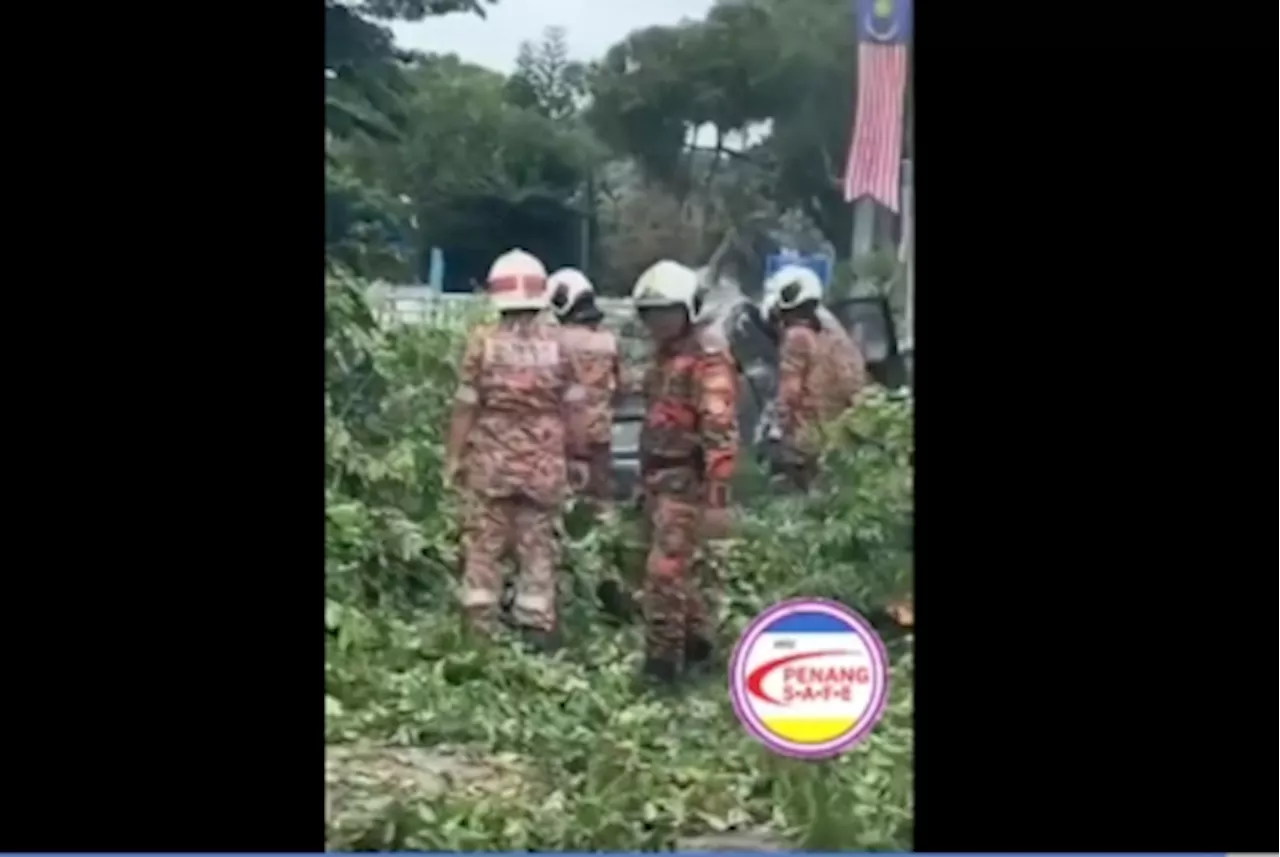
390 0 716 73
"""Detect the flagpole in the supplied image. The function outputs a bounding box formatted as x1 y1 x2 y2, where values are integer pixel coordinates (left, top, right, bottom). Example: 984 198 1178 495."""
901 159 913 340
851 199 876 261
902 50 914 343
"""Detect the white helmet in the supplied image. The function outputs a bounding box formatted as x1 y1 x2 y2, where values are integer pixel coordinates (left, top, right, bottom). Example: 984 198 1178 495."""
547 267 595 319
486 248 548 312
632 260 704 320
761 265 823 318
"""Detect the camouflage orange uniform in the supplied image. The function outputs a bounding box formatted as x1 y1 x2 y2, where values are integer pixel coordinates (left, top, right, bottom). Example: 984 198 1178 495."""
639 325 739 667
558 323 621 503
775 320 867 487
455 316 584 633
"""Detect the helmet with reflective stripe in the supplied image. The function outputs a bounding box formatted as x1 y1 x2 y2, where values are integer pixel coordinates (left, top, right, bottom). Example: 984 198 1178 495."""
762 264 823 318
631 259 704 320
547 267 596 319
486 248 549 312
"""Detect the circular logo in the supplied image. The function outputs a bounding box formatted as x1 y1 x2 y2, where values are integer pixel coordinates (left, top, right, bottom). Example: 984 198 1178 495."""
729 598 890 759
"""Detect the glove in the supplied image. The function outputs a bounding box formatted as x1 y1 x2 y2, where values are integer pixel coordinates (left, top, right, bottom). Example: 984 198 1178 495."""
703 536 734 559
701 507 732 540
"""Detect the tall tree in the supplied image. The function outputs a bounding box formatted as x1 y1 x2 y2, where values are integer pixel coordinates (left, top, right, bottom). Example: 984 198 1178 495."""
325 1 410 144
585 0 862 250
355 0 491 19
324 0 497 276
325 0 496 144
337 50 605 286
505 27 588 122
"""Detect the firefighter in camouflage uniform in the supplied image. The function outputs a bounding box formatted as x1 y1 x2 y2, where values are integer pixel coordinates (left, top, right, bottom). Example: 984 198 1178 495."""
547 267 620 511
445 249 588 650
630 260 739 688
761 265 867 491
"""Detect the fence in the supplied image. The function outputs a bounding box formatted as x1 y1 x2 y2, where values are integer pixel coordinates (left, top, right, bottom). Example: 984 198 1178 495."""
366 286 474 326
368 285 636 327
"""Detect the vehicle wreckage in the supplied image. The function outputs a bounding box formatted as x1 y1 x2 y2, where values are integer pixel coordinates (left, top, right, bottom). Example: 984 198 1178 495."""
605 269 911 502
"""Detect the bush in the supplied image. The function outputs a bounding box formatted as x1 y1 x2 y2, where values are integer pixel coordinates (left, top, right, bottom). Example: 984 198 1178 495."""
324 270 914 851
325 267 498 609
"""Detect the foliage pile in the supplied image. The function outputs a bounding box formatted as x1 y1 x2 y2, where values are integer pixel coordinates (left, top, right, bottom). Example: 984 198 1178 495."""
324 271 914 851
325 266 486 608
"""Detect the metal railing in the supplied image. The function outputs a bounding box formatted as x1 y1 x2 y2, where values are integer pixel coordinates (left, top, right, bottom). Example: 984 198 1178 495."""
369 285 638 327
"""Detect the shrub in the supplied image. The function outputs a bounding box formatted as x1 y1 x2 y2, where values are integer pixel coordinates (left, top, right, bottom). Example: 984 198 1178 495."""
324 270 914 850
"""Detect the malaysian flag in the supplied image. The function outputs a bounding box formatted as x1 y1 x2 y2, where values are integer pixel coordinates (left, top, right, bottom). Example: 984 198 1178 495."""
842 0 910 212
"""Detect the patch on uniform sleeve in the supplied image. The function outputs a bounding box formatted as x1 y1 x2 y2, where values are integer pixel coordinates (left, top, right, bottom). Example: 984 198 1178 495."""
700 359 737 418
700 355 737 386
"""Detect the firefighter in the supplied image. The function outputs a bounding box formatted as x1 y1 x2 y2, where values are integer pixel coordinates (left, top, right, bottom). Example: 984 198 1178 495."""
547 267 620 511
444 248 588 651
630 259 739 688
760 265 867 491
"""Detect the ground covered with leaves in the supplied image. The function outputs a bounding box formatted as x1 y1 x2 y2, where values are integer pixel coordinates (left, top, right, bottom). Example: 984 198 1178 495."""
325 269 914 851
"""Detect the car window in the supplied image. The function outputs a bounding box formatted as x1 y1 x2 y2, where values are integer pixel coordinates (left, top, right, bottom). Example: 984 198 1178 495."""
829 299 893 362
600 299 652 396
611 419 642 453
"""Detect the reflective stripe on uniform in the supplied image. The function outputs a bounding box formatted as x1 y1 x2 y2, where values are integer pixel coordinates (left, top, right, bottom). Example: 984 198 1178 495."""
460 584 500 607
513 591 554 613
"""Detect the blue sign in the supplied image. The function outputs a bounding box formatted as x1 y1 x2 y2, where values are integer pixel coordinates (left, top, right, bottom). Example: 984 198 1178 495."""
764 251 833 292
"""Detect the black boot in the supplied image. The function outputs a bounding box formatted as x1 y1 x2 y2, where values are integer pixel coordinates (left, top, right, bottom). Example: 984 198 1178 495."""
685 636 715 676
596 579 637 623
518 626 562 654
636 656 682 695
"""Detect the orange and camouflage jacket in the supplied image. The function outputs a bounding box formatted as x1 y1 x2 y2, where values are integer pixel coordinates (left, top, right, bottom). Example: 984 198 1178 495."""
640 325 740 507
557 322 621 449
776 322 867 456
454 317 586 507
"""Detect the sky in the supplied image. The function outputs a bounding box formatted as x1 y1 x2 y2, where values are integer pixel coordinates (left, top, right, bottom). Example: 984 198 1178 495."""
390 0 716 73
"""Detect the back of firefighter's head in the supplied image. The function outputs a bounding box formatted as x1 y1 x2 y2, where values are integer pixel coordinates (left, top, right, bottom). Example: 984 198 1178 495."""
547 267 602 325
632 260 704 342
486 248 548 316
762 265 822 328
